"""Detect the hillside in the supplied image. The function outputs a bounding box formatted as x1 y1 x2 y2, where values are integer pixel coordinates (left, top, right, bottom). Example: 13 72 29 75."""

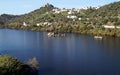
0 1 120 26
0 3 55 25
16 3 55 24
0 14 19 25
0 1 120 37
88 1 120 26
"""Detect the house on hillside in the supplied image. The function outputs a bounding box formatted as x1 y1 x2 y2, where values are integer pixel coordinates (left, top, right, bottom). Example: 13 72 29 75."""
102 25 115 28
52 8 61 13
23 22 30 26
78 18 82 21
82 7 89 10
61 8 67 12
36 22 52 26
36 23 43 26
102 25 120 29
76 9 81 13
67 15 77 19
68 11 74 15
43 22 52 26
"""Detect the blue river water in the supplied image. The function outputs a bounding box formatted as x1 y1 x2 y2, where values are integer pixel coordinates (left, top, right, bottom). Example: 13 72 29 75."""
0 29 120 75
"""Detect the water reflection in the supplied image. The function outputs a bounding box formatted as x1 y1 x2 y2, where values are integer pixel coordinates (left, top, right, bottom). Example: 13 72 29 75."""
0 29 120 75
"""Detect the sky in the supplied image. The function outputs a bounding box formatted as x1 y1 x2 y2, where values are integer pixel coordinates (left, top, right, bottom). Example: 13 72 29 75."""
0 0 119 15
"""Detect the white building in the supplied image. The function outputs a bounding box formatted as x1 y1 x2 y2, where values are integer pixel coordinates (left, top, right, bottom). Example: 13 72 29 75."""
36 23 42 26
36 22 52 26
67 15 77 19
102 25 120 29
78 18 82 20
52 9 61 13
82 7 89 10
61 8 67 12
95 6 101 9
76 9 81 13
68 11 74 15
116 26 120 28
23 22 28 26
102 25 115 28
43 22 52 26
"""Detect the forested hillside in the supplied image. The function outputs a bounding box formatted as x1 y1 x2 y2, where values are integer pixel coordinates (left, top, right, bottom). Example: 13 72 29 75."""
0 1 120 37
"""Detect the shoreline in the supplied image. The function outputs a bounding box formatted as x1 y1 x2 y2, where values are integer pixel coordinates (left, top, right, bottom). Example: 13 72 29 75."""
0 25 120 38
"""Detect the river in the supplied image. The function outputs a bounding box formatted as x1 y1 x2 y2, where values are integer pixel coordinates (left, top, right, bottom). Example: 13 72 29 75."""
0 29 120 75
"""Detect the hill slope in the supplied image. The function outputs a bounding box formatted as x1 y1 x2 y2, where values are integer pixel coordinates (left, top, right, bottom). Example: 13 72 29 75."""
0 1 120 26
0 14 19 25
16 3 55 24
88 1 120 25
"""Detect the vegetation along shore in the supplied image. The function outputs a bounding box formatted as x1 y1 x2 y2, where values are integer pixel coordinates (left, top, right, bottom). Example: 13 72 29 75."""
0 1 120 37
0 55 39 75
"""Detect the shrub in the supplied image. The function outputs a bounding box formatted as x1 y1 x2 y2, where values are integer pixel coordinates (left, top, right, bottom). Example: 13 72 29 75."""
0 55 39 75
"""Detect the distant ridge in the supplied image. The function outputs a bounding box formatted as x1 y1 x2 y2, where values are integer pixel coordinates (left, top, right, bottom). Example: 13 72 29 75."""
0 1 120 26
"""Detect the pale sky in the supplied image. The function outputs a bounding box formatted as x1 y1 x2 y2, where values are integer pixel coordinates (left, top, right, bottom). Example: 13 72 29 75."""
0 0 119 15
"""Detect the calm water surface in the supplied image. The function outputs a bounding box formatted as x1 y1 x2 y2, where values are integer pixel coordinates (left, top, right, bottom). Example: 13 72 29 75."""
0 29 120 75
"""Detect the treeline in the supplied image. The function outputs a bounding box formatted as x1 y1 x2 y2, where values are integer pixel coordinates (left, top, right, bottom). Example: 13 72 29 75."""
0 1 120 37
0 55 39 75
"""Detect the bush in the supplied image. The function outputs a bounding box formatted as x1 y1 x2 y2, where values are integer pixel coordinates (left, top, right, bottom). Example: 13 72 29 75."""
0 55 39 75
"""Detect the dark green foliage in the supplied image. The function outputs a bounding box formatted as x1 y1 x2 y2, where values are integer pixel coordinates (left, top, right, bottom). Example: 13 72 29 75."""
2 1 120 26
0 1 120 37
17 3 55 24
0 14 19 25
88 1 120 25
0 55 38 75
